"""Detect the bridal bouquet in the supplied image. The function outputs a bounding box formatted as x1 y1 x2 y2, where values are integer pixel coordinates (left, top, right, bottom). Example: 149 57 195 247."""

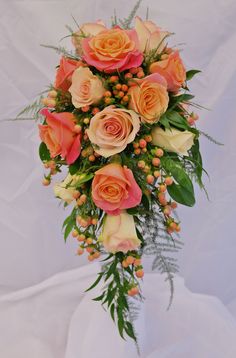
20 2 213 343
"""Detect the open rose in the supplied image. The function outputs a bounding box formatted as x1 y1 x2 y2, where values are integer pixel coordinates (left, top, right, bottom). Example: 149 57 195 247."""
72 21 107 56
87 106 140 157
99 211 141 253
92 163 142 215
39 109 81 164
128 73 169 124
69 67 105 108
54 57 84 92
149 51 186 92
135 16 170 53
151 126 195 155
81 28 143 73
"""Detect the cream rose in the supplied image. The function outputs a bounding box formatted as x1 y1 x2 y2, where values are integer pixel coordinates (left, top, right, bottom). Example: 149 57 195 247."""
135 16 170 53
151 127 195 156
87 106 140 157
69 67 105 108
53 173 79 204
99 211 141 254
128 73 169 124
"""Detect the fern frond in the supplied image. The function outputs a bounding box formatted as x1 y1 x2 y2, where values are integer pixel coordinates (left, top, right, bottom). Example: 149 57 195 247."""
40 44 80 60
119 0 142 29
16 95 44 121
199 130 224 146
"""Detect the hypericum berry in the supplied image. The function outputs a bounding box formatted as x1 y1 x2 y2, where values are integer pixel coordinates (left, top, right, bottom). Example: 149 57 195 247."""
80 194 87 204
104 97 112 105
121 84 128 92
122 260 129 268
134 148 141 155
125 72 133 79
92 107 100 115
155 148 164 157
104 90 112 97
48 90 57 98
122 95 129 102
129 67 138 74
143 165 150 173
146 174 154 184
91 218 98 225
136 269 144 278
165 177 173 186
77 248 84 255
74 124 82 134
110 75 119 83
86 247 94 254
42 178 50 186
81 105 90 112
159 184 167 192
133 142 139 149
72 229 79 238
134 258 141 267
169 221 177 230
115 83 122 90
163 206 171 216
152 157 160 166
128 286 139 296
171 201 178 209
187 117 195 126
139 139 147 148
83 117 90 125
175 224 181 232
137 71 144 78
118 91 125 98
138 160 145 169
144 134 152 142
89 154 96 162
126 256 135 265
142 147 147 153
154 170 161 178
77 234 86 242
192 113 199 120
88 254 94 261
158 193 167 206
93 251 101 259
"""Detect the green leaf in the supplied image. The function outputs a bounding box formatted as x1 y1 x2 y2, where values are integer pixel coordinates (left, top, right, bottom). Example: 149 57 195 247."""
93 293 105 301
39 142 51 161
162 157 195 207
110 303 115 322
165 110 189 130
75 173 94 187
142 192 151 211
85 272 103 292
125 322 136 340
186 69 201 81
169 94 195 110
105 260 117 282
190 140 203 183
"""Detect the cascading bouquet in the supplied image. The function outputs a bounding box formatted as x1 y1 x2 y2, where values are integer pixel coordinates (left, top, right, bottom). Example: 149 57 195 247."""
18 2 216 344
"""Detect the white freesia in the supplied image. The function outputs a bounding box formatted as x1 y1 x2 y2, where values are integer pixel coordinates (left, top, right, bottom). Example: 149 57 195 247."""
151 127 195 155
99 211 141 254
53 174 79 204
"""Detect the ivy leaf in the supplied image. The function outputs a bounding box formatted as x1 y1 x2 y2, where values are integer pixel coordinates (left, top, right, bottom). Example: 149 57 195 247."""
186 69 201 81
39 142 51 161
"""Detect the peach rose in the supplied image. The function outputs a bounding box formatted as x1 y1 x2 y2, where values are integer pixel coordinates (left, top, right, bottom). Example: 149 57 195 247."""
128 73 169 124
39 109 81 164
135 16 170 53
72 21 107 56
100 211 141 253
81 28 143 73
151 126 195 156
54 57 84 92
92 163 142 215
87 106 140 157
69 67 105 108
149 51 186 92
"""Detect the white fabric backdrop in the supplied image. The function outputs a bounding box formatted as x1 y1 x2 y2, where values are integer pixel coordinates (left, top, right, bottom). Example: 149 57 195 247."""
1 0 236 356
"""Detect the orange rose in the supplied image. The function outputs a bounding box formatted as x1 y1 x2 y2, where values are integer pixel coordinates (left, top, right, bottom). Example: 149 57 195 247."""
92 163 142 215
69 67 105 108
87 106 140 157
135 16 170 53
54 57 84 92
149 51 186 92
72 21 107 56
39 109 81 164
82 28 143 73
128 73 169 124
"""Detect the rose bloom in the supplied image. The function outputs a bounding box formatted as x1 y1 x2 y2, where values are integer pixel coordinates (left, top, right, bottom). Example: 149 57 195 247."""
149 51 186 92
72 21 107 56
54 57 84 92
87 106 140 157
135 16 170 53
100 211 141 254
69 67 105 108
151 126 195 156
128 73 169 124
54 173 79 204
81 27 143 73
92 163 142 215
39 109 81 164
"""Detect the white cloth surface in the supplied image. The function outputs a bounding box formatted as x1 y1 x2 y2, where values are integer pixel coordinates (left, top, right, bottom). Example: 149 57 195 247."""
1 0 236 357
1 264 236 358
